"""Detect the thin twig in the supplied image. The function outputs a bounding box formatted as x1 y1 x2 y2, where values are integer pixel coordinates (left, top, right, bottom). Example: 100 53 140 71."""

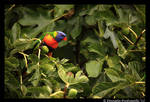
8 4 15 12
37 49 41 66
49 9 54 13
128 27 138 39
20 75 23 88
50 12 69 23
20 73 24 95
50 8 74 23
41 73 47 77
98 21 104 37
128 50 145 52
123 35 134 45
64 83 69 98
119 61 126 69
19 52 28 68
38 49 41 59
142 29 146 34
19 52 28 56
135 81 145 84
20 74 23 85
141 92 145 96
31 38 41 41
134 29 146 45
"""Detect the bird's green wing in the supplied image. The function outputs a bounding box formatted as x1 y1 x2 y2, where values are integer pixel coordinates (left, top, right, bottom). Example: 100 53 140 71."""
39 31 57 40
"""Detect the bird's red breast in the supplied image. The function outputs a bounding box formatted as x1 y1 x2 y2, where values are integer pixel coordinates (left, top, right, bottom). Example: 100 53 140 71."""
42 34 58 49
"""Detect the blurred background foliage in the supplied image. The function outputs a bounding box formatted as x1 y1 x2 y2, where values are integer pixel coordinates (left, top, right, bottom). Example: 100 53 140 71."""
4 4 145 99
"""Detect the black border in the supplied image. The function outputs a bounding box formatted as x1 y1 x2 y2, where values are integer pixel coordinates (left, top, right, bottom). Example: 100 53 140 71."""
1 1 149 102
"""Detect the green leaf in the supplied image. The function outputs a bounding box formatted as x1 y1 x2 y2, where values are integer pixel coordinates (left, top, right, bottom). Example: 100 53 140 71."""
114 5 141 25
95 10 117 25
5 80 22 98
39 57 52 65
58 41 68 48
27 54 38 64
40 64 56 75
28 66 40 87
21 85 28 96
68 88 78 98
107 55 122 71
66 72 75 84
88 5 98 15
10 38 34 55
58 68 88 85
27 86 52 97
75 71 83 80
128 13 139 24
59 58 69 64
40 79 53 88
6 57 19 66
115 7 129 24
134 5 145 23
27 64 38 74
128 61 141 80
103 27 118 49
98 21 105 38
5 71 20 87
92 81 120 98
63 63 80 73
53 20 66 32
78 76 89 83
18 7 51 38
117 39 128 59
5 36 13 55
54 5 74 18
70 17 81 39
50 91 64 98
105 68 126 82
58 68 68 84
124 74 138 83
86 60 103 78
122 26 130 35
5 57 19 71
85 15 96 25
11 22 21 42
5 61 17 71
5 70 21 98
44 22 55 32
107 56 120 67
43 85 52 95
88 43 106 58
75 71 89 83
110 81 131 97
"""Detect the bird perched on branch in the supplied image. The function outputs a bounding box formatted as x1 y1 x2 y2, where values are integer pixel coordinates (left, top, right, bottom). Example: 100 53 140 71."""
34 31 67 57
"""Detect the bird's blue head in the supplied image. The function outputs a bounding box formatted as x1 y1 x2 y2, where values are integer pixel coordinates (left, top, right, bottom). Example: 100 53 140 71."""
55 31 67 42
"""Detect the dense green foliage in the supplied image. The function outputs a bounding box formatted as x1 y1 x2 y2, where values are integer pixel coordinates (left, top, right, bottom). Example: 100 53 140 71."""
4 4 145 99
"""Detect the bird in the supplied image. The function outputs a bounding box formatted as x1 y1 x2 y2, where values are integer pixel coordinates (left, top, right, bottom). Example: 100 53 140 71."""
35 31 67 57
22 31 67 79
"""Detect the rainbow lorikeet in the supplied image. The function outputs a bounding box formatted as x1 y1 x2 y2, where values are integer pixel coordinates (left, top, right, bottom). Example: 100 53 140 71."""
22 31 67 78
35 31 67 56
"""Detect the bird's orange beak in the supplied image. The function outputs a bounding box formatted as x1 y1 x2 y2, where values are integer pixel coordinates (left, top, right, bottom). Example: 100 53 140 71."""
63 37 67 41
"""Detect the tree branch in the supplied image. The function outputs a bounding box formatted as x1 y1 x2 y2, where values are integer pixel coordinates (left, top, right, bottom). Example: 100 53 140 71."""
134 29 146 46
